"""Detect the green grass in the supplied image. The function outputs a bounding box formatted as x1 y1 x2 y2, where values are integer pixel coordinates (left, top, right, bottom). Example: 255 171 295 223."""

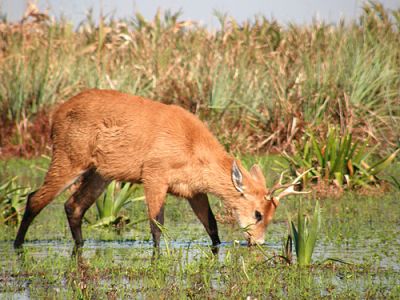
0 158 399 298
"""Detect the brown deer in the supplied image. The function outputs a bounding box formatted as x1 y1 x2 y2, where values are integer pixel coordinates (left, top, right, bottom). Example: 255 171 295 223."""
14 89 305 250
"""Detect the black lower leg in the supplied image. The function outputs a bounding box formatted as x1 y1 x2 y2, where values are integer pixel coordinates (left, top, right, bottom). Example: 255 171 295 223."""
70 221 84 248
150 205 165 249
208 207 221 246
64 203 84 247
14 191 38 248
207 207 221 255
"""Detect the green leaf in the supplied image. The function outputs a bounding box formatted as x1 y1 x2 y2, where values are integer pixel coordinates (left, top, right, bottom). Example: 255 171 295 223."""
303 139 311 162
95 194 104 217
288 201 320 266
103 181 116 218
114 183 133 214
389 175 400 190
91 216 118 227
290 220 299 257
367 148 400 176
348 140 359 161
304 201 320 265
334 172 344 187
327 128 338 172
353 144 369 164
312 136 324 168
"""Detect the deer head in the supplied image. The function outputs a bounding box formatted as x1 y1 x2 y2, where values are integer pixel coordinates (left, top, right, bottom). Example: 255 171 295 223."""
231 162 310 245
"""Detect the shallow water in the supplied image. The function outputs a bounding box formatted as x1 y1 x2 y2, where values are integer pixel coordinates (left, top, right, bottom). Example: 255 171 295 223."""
1 229 399 266
1 159 399 298
1 234 399 299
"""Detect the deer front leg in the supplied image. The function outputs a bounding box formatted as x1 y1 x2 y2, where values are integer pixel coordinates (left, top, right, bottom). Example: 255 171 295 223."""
187 193 221 253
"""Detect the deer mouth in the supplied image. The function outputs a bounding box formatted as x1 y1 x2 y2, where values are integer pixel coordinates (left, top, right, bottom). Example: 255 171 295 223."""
247 240 256 247
246 235 265 246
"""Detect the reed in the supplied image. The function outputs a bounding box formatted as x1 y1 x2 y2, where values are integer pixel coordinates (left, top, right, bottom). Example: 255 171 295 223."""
0 2 399 156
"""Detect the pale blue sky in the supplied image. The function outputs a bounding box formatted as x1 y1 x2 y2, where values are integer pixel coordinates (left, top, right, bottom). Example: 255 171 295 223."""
1 1 399 26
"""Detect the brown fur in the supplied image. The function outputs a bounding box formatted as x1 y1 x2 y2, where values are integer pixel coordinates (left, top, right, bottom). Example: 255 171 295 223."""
15 89 277 249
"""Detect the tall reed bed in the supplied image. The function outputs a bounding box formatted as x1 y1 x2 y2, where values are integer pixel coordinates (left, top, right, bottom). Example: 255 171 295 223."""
0 2 399 156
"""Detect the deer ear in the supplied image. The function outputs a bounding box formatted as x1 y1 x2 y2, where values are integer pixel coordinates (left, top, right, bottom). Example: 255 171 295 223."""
232 161 244 193
250 164 266 186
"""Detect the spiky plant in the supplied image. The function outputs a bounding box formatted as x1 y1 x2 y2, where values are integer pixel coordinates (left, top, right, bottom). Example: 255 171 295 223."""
280 127 399 189
94 181 144 227
288 201 321 266
0 178 28 225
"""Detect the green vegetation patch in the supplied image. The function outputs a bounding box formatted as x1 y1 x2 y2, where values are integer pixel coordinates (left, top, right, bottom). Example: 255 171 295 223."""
0 158 399 298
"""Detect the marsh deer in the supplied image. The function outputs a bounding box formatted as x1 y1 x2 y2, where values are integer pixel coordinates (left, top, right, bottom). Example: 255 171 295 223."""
14 89 305 250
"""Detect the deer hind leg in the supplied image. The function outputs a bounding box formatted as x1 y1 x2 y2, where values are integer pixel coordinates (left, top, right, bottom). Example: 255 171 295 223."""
188 193 221 249
64 169 107 247
14 154 86 248
144 182 168 249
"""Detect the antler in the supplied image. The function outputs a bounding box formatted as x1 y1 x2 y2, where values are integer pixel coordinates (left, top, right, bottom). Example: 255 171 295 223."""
267 169 312 202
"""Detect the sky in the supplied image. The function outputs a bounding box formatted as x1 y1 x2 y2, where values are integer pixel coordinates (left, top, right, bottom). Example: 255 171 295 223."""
1 0 400 27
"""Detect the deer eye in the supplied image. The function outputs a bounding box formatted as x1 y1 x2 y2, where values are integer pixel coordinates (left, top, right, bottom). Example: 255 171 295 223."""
255 210 263 223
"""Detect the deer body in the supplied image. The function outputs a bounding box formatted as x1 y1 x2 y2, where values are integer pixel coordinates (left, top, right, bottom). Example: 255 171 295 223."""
15 89 281 250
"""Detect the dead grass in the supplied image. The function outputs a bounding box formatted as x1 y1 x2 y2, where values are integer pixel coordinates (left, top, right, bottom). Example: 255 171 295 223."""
0 2 399 158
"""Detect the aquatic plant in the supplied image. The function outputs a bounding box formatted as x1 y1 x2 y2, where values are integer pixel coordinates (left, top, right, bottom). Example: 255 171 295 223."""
288 201 321 266
94 181 144 227
389 175 400 191
279 234 293 265
0 177 28 225
281 127 399 189
0 160 399 298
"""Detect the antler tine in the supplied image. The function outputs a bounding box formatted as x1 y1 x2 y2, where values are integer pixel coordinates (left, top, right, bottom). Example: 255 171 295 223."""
267 183 293 200
266 170 289 200
267 169 312 201
292 168 312 185
278 170 287 185
274 185 310 202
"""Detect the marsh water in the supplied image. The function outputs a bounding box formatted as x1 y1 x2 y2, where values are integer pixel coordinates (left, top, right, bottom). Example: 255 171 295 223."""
1 159 399 298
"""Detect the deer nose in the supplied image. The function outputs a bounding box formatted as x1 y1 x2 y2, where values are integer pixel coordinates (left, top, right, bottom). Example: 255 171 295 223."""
247 237 265 246
254 238 265 245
